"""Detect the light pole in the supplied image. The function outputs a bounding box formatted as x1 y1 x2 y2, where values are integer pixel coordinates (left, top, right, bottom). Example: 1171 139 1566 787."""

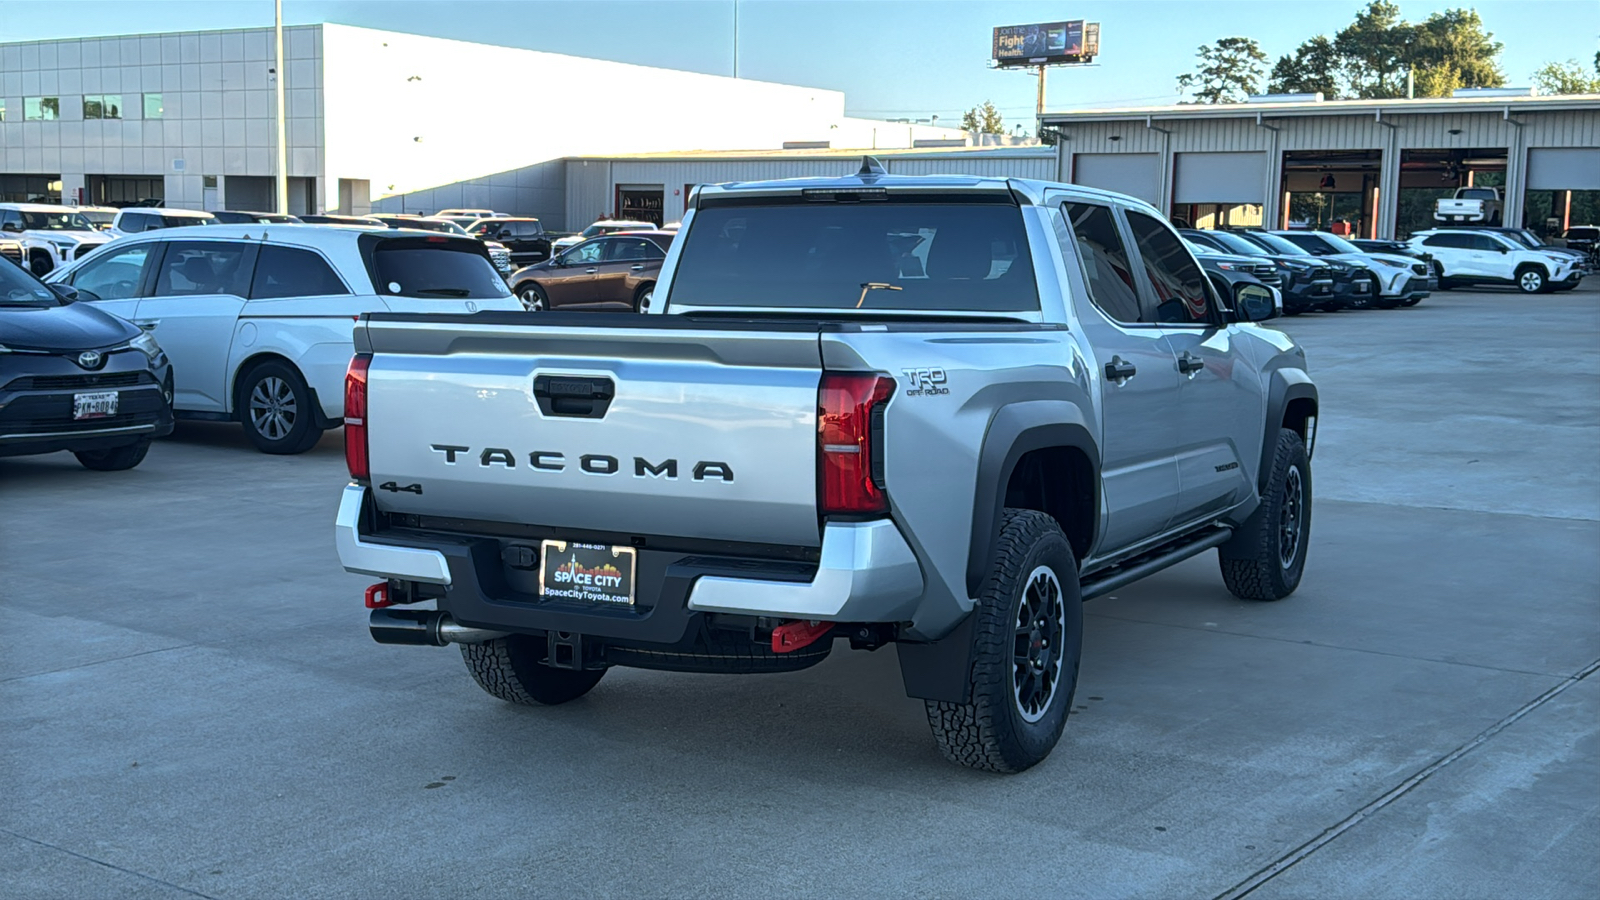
274 0 288 214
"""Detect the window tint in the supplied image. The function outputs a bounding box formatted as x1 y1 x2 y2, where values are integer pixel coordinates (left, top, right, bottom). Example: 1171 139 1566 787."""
1471 234 1507 251
250 245 349 299
153 241 255 297
1062 202 1143 324
1423 233 1466 249
70 245 154 301
607 238 660 262
569 240 607 264
372 242 513 300
673 201 1038 312
1128 212 1212 325
117 212 148 233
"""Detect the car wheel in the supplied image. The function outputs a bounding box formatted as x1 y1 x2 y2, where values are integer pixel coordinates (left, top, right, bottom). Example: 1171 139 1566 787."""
634 284 653 312
1219 428 1311 601
238 361 323 454
1436 276 1456 290
517 283 547 311
925 509 1082 774
1515 265 1548 294
460 636 606 705
74 438 151 471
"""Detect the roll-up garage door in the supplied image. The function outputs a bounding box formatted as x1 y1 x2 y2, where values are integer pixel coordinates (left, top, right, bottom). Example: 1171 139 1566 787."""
1527 149 1600 191
1072 153 1160 205
1173 151 1267 204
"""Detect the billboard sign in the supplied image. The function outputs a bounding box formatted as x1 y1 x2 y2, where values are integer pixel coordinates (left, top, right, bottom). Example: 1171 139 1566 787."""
993 20 1099 67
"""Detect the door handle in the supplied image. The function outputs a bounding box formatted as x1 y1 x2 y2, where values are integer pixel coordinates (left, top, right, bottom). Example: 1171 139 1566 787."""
584 267 598 274
630 265 645 271
1104 356 1137 382
1178 351 1206 375
136 319 159 330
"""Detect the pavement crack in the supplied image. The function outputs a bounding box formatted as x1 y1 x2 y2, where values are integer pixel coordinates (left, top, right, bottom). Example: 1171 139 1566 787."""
0 643 196 685
1086 611 1564 679
1210 657 1600 900
1 827 219 899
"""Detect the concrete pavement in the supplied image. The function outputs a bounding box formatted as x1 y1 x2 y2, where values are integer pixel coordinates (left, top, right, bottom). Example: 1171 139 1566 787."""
3 285 1596 898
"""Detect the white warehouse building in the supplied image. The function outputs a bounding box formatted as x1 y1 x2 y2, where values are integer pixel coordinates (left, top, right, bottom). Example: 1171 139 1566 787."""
0 24 972 228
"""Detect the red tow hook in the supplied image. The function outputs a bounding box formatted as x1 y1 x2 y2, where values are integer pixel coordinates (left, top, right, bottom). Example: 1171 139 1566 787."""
771 620 833 653
364 582 393 609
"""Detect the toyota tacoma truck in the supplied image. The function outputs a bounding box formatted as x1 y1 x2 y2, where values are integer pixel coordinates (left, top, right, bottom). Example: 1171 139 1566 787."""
1434 186 1503 225
336 163 1319 773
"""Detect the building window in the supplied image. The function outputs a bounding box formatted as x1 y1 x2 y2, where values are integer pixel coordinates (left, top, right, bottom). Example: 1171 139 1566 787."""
143 93 164 119
84 95 123 120
24 97 60 121
0 98 6 121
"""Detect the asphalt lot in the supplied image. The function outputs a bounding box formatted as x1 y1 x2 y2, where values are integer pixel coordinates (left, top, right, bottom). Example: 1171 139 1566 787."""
4 282 1597 899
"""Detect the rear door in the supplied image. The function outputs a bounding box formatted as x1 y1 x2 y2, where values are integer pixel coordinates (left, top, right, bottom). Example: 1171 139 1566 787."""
1054 199 1182 553
133 239 257 411
593 236 660 308
1125 209 1261 525
544 239 606 308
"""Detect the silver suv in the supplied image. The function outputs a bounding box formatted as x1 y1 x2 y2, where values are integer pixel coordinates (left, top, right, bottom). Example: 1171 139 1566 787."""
334 164 1319 773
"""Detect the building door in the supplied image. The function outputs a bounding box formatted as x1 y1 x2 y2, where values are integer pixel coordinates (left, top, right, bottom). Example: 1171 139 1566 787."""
616 185 664 226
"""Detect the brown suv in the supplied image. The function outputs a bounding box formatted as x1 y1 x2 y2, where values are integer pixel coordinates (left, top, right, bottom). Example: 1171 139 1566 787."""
507 231 674 311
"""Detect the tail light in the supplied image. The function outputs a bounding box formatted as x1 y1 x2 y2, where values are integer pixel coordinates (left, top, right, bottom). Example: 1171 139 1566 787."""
344 353 371 481
818 373 894 516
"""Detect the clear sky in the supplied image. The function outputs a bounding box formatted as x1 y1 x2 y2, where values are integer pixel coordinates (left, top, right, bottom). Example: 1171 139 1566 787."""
3 0 1595 129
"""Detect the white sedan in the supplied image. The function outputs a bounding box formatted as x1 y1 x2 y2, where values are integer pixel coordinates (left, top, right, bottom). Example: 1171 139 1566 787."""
46 224 523 453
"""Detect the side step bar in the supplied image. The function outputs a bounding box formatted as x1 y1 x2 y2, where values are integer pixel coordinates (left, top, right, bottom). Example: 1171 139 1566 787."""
369 608 509 646
1080 526 1233 601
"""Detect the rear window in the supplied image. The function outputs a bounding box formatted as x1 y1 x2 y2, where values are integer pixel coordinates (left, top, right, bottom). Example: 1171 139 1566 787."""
370 239 512 300
673 201 1039 312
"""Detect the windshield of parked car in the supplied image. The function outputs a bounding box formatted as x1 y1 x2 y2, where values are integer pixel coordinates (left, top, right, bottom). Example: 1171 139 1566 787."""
672 200 1039 312
1241 232 1313 256
20 211 95 231
1203 231 1271 257
371 241 514 300
1308 232 1364 255
0 255 60 307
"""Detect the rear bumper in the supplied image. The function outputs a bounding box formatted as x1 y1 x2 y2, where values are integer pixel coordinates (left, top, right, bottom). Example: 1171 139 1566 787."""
334 485 927 642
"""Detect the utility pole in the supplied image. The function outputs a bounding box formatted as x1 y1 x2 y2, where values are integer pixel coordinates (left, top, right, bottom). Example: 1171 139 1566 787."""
274 0 289 214
732 0 739 78
1036 64 1047 118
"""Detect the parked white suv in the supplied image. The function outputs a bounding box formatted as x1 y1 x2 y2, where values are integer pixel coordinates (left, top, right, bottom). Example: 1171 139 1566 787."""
0 203 114 277
46 224 524 453
109 207 218 236
1409 229 1582 294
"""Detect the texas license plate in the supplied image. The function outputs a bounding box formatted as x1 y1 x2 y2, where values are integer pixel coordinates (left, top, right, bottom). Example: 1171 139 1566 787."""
73 390 118 420
539 540 636 605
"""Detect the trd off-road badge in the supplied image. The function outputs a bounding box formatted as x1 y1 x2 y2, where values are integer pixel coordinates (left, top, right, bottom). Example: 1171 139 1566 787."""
902 367 950 397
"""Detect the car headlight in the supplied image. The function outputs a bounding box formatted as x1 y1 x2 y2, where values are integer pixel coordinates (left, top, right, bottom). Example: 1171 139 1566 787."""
128 331 163 360
1216 262 1238 270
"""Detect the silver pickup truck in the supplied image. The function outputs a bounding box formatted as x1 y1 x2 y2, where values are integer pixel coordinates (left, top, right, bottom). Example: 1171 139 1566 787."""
335 163 1319 773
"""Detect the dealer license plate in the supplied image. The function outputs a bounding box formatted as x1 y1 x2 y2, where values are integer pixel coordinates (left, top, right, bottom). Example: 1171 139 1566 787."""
73 390 119 420
539 540 636 605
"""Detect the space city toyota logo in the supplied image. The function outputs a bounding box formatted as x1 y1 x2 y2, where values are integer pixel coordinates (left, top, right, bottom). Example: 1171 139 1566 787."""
901 367 949 397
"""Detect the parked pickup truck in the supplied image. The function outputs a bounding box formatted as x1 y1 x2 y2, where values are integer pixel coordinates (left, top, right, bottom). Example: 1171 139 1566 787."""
1434 186 1502 225
335 164 1319 773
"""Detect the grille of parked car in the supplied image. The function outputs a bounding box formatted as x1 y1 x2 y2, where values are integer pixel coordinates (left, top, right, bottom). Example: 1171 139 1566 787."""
4 371 152 391
1247 264 1283 287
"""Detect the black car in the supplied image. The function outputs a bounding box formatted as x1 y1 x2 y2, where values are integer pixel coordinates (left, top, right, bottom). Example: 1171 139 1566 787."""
466 217 552 265
0 263 173 470
1228 230 1379 310
1186 243 1282 316
1180 229 1340 313
210 210 303 225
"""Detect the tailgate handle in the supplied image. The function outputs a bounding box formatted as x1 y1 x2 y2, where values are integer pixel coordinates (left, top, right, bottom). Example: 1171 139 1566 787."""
533 374 615 419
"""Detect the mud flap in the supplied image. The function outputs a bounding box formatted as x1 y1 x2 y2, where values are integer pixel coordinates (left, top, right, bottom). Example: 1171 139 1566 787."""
896 612 976 703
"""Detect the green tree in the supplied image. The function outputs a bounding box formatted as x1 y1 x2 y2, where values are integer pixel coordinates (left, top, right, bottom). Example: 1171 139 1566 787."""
1532 59 1600 95
1176 37 1269 103
1334 1 1414 98
1408 9 1504 95
1270 35 1343 98
960 100 1004 134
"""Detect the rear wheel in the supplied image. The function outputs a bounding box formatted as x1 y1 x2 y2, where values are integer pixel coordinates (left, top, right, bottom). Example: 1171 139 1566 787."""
460 636 606 705
925 509 1082 774
633 284 653 312
74 438 151 471
1515 265 1548 294
238 361 323 454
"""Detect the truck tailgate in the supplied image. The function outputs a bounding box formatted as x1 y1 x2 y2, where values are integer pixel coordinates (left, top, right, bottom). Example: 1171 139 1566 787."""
359 314 825 548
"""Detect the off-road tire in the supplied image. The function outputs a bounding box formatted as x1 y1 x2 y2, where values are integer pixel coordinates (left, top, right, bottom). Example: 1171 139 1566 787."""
74 439 151 471
1219 428 1311 601
460 635 606 705
925 509 1082 774
237 361 323 454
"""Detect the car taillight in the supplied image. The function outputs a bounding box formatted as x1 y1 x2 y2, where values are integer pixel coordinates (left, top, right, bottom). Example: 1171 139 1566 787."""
345 353 371 481
818 373 894 516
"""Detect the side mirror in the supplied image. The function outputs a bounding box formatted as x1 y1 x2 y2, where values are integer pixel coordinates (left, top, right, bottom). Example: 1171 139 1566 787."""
1497 246 1509 254
48 283 80 303
0 222 19 233
1233 283 1279 322
550 255 564 268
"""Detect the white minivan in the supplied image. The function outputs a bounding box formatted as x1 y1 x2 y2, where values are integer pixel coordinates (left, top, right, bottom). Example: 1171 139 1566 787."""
46 224 523 453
